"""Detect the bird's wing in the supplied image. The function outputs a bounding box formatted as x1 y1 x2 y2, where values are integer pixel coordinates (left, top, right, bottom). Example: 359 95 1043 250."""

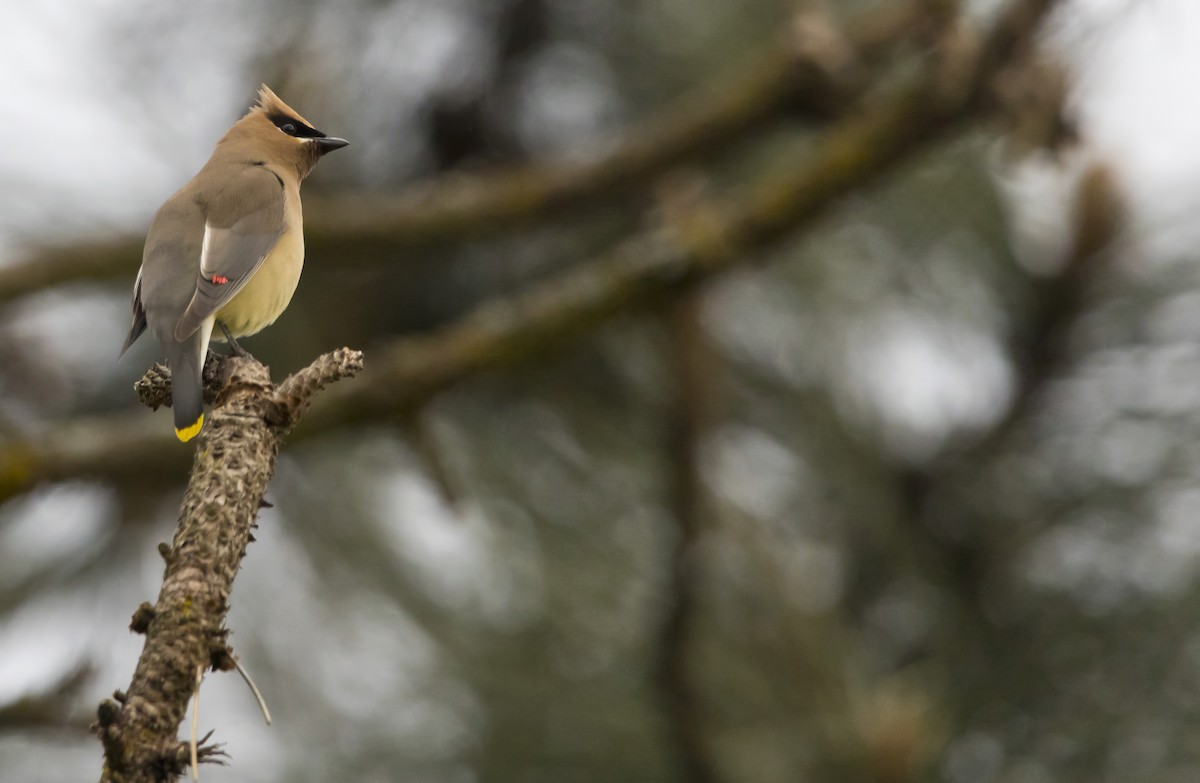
173 166 286 342
120 267 147 356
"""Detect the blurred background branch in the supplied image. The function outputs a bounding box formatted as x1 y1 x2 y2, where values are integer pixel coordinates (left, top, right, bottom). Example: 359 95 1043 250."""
0 665 91 734
0 0 1054 506
0 0 936 306
658 287 721 783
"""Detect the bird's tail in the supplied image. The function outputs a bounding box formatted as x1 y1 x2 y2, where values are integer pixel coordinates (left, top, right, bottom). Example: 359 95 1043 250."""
167 327 209 442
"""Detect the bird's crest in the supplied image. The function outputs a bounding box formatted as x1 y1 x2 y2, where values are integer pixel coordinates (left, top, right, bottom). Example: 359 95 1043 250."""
253 84 314 129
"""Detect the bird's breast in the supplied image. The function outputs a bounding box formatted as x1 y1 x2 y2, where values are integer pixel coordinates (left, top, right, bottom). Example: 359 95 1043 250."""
216 221 304 338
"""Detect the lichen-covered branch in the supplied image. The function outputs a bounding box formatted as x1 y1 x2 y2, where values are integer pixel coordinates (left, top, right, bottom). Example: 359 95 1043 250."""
0 0 935 306
93 350 362 783
0 0 1057 506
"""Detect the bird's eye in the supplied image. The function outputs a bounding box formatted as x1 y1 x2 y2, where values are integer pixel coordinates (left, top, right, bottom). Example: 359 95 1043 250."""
270 113 316 137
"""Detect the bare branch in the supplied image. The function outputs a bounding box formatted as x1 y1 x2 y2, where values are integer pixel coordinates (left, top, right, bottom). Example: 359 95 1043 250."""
275 347 366 425
93 350 362 783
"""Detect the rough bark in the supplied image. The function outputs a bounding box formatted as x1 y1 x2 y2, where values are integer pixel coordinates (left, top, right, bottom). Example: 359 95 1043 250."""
94 349 362 783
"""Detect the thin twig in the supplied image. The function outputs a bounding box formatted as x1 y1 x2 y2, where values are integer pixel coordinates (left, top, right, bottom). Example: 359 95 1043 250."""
233 658 272 727
190 665 202 782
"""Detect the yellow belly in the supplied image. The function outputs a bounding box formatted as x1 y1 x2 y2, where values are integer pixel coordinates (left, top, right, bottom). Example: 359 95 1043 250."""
216 226 304 337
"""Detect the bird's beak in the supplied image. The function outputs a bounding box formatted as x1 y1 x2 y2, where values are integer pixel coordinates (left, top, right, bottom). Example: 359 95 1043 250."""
314 137 349 155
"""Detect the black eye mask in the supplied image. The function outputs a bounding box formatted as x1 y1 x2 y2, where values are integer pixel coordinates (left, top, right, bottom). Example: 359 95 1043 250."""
268 113 325 138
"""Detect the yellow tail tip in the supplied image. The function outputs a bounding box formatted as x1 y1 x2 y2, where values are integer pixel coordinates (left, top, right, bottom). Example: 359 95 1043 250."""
175 414 204 442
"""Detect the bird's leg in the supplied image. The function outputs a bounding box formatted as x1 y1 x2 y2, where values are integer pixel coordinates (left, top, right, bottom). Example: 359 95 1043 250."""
217 321 252 359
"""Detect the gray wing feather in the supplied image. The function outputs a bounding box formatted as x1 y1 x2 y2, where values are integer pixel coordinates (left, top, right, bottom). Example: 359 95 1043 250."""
120 268 148 356
174 167 285 341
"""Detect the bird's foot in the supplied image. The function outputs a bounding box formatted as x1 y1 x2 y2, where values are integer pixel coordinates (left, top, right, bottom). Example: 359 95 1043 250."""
217 322 253 359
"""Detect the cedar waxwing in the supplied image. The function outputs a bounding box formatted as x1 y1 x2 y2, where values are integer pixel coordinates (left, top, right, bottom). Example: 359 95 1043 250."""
121 85 348 442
